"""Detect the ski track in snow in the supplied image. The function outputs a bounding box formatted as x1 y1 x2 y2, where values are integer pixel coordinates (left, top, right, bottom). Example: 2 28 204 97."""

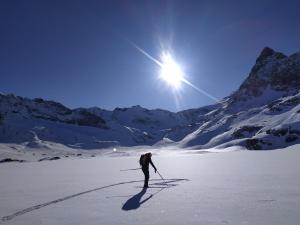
1 178 188 222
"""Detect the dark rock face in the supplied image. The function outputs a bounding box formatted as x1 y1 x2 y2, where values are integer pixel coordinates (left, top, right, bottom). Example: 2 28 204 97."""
38 156 60 161
245 138 272 150
285 134 298 142
255 47 286 63
256 47 275 62
69 109 107 128
267 97 300 112
231 47 300 104
0 94 107 129
245 139 262 150
266 128 288 137
34 98 72 115
0 158 25 163
232 126 263 138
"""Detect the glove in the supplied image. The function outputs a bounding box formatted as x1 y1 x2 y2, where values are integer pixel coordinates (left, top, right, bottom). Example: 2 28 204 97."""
154 168 157 173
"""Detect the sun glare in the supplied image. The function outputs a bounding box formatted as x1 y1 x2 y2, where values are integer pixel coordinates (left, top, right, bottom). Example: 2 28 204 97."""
160 52 184 89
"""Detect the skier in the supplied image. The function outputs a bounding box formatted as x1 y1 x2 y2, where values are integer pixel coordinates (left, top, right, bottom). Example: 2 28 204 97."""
139 152 157 188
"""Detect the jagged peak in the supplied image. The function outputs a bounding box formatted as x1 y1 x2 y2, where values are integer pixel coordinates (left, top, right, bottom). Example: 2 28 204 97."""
229 47 300 107
256 47 286 63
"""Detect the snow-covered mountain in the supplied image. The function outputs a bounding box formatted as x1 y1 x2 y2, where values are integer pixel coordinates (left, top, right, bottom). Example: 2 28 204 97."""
1 47 300 150
179 47 300 150
0 94 189 149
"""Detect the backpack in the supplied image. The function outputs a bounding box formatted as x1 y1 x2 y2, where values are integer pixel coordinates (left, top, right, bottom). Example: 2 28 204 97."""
139 154 146 167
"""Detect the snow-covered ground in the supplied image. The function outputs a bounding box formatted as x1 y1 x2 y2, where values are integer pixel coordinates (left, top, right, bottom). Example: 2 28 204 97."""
1 146 299 225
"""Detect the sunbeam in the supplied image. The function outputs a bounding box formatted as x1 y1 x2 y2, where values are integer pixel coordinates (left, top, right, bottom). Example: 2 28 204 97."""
128 41 219 102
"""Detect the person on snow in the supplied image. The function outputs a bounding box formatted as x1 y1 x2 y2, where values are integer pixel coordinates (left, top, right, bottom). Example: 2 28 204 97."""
139 152 157 188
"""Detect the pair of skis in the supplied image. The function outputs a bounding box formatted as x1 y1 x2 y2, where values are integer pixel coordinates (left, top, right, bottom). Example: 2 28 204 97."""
120 167 165 181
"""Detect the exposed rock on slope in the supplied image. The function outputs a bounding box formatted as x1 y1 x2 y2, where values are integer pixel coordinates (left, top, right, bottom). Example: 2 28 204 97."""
179 47 300 149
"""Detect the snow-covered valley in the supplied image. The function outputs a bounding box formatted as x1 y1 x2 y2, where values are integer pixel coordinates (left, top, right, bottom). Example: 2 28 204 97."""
0 146 299 225
1 0 300 223
1 47 300 225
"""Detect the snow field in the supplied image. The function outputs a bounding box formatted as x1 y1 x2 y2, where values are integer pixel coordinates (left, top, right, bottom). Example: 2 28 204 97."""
0 146 300 225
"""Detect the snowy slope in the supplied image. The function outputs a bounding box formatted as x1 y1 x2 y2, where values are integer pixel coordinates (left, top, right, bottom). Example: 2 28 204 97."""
178 47 300 150
0 146 299 225
180 92 300 149
0 95 188 149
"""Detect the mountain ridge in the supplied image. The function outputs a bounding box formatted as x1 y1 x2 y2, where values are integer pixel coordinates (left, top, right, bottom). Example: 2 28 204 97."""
1 47 300 150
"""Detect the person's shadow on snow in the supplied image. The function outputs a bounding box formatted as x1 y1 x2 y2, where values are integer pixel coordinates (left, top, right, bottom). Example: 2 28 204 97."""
122 188 152 211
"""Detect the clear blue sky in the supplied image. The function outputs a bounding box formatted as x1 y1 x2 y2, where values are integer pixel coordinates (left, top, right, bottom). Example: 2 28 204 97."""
1 0 300 112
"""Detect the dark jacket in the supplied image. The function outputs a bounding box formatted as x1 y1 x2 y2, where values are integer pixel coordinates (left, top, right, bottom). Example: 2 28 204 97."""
140 153 157 171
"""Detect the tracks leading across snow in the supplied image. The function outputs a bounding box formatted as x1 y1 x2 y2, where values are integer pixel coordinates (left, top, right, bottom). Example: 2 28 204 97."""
1 178 188 222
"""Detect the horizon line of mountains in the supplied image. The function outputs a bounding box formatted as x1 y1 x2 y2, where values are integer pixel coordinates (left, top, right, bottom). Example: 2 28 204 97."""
1 46 300 150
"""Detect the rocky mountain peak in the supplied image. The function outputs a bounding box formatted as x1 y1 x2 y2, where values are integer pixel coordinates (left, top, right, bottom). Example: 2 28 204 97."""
256 47 286 63
256 47 275 62
229 47 300 107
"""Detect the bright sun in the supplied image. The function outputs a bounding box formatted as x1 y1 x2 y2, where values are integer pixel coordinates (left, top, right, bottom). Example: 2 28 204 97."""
160 52 184 89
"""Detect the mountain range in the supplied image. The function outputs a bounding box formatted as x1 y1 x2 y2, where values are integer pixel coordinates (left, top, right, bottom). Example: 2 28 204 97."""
1 47 300 150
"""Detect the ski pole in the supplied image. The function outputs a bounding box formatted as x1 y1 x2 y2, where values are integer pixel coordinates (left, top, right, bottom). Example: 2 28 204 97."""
157 171 165 181
120 168 141 171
